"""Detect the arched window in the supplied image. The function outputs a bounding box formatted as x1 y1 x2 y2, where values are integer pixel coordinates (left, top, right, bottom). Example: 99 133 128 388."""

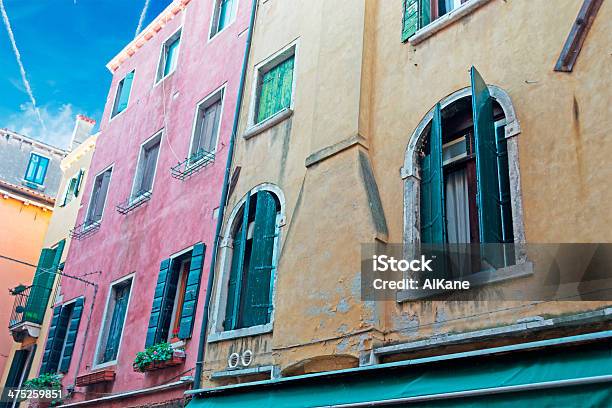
219 187 282 334
402 68 526 281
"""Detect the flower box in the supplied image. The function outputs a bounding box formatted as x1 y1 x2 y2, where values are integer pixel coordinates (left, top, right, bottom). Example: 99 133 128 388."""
133 349 185 373
75 369 115 386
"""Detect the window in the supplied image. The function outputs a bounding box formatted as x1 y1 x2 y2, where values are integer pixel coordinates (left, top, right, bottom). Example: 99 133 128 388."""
402 0 469 41
111 71 134 118
85 167 112 227
418 67 513 274
24 153 50 185
4 348 34 390
156 30 181 83
145 244 205 346
131 133 161 200
210 0 238 38
61 169 85 206
40 298 84 374
223 190 280 331
255 53 295 124
190 89 223 163
96 277 133 365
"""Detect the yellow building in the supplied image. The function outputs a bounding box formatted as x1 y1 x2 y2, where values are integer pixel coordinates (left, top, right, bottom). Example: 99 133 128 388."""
189 0 611 406
1 116 97 394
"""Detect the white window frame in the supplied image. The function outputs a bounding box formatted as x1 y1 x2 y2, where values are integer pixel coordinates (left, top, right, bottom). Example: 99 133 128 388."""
83 164 113 231
129 131 163 203
208 183 286 342
110 70 135 120
245 41 299 136
154 27 182 86
208 0 239 40
92 273 135 369
188 84 226 165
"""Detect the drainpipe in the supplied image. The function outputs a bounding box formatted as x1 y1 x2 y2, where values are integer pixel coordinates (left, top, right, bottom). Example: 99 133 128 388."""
193 0 258 388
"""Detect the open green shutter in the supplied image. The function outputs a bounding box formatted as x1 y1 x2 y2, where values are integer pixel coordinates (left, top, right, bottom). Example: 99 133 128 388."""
178 243 206 339
146 258 172 347
5 349 29 388
402 0 419 42
25 241 64 324
420 103 445 244
74 169 84 197
471 67 504 268
224 192 250 330
242 191 277 328
117 71 134 113
419 0 431 28
495 123 514 243
59 298 84 373
40 306 62 374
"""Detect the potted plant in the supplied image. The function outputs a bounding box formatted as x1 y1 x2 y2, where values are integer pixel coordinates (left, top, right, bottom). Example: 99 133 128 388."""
133 342 185 372
22 373 63 407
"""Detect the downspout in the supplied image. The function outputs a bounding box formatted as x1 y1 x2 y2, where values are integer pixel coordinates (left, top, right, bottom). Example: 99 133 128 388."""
193 0 258 388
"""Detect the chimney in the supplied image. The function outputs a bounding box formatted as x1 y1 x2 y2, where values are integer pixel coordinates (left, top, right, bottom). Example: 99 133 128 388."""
70 115 96 151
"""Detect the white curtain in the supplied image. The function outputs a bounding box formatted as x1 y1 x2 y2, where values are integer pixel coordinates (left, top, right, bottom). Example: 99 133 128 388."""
445 169 470 244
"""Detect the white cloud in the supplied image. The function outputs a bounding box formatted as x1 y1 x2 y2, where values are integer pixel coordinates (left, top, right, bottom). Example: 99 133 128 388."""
4 103 81 150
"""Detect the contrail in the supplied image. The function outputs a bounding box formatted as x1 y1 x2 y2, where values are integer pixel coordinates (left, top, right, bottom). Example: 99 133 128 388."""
135 0 151 37
0 0 46 131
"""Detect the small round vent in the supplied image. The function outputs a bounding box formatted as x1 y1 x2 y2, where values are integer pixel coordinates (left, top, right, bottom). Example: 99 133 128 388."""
241 349 253 367
228 352 240 368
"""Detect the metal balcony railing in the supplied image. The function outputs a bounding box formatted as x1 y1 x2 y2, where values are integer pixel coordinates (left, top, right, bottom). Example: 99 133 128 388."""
70 219 101 240
8 284 53 329
116 190 152 215
170 149 215 180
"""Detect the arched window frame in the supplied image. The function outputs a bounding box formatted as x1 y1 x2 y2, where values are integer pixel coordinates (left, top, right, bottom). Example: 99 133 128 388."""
399 86 530 301
208 183 285 342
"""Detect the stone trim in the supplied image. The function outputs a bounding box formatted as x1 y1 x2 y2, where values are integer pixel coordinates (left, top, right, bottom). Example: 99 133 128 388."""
211 365 275 380
243 108 294 140
305 134 369 168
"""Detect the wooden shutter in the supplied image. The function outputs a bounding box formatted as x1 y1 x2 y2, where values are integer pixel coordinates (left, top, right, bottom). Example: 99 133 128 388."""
402 0 419 42
471 67 505 268
59 298 84 373
93 170 111 221
104 284 130 362
74 169 84 197
178 243 206 339
117 71 134 113
495 123 514 243
25 241 64 324
242 191 277 328
224 192 250 330
140 141 160 193
145 259 172 347
420 103 446 244
5 349 29 388
257 68 276 123
202 100 222 153
40 306 63 374
278 57 294 113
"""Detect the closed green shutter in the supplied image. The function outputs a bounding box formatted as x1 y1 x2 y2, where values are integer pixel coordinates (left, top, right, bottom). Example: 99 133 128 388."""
224 192 250 330
104 284 130 362
420 103 446 244
242 191 277 328
59 298 84 373
471 67 504 267
74 169 84 197
402 0 419 42
117 71 134 113
256 56 294 124
5 349 29 388
178 243 206 339
145 259 172 347
40 306 62 374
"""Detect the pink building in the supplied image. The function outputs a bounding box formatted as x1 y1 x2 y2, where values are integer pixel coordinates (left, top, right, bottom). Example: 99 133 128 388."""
41 0 249 405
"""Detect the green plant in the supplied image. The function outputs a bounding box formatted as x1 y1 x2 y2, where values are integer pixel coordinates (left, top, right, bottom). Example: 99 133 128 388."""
133 342 175 372
23 373 62 389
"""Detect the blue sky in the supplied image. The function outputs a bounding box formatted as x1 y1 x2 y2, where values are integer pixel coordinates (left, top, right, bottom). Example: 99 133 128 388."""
0 0 172 149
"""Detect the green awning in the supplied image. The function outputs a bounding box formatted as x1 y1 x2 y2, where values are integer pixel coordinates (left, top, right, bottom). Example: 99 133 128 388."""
189 336 612 407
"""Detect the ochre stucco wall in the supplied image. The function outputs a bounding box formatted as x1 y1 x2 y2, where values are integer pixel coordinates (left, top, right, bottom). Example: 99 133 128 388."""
202 0 611 386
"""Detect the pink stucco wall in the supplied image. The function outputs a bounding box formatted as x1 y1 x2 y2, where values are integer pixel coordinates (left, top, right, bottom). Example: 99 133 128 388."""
54 0 249 404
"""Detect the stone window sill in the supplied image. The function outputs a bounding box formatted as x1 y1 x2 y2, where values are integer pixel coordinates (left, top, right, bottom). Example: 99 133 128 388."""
408 0 492 46
397 261 534 302
243 108 293 140
208 322 273 343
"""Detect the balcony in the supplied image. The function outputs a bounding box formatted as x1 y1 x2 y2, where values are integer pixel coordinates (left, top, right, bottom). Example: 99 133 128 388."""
9 284 53 342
